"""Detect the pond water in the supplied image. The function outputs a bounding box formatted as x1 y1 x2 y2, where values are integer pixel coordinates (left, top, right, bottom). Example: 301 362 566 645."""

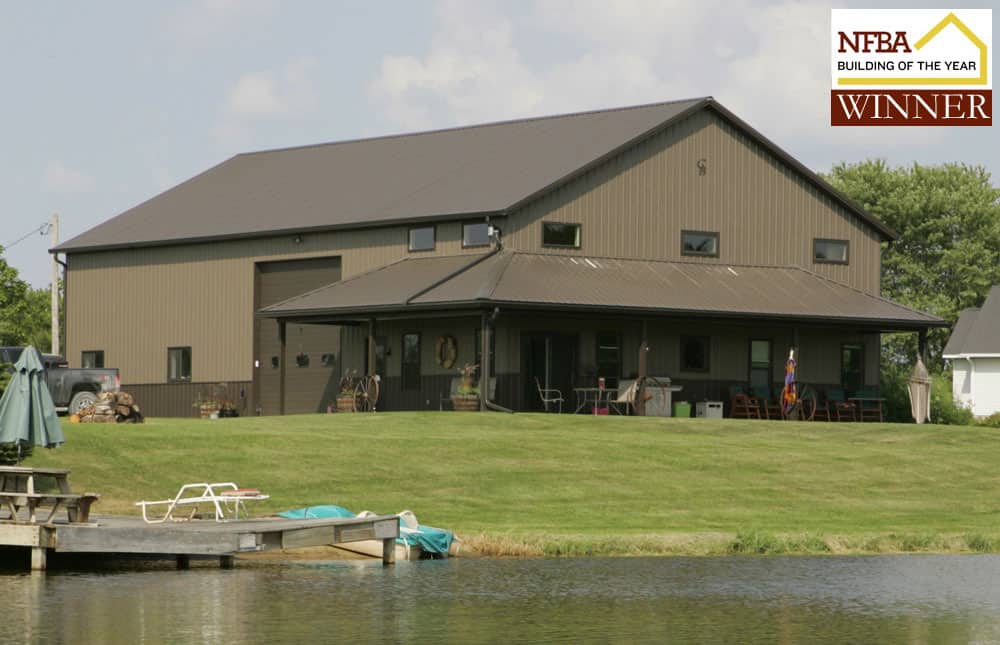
3 555 1000 643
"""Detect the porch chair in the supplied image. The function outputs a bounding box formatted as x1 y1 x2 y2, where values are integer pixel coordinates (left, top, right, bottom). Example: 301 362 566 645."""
534 378 564 413
728 385 761 419
750 385 782 420
853 385 884 422
825 388 857 422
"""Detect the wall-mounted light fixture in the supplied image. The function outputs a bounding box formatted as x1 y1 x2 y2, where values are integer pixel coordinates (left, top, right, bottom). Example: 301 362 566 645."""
697 158 708 176
293 234 303 244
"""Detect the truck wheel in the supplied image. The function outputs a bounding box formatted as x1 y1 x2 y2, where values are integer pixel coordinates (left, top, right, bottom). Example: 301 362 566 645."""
69 391 98 415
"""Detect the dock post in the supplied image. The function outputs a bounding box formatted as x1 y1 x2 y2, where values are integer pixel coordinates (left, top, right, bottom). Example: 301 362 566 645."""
382 538 395 565
176 555 190 570
31 547 47 571
220 555 235 569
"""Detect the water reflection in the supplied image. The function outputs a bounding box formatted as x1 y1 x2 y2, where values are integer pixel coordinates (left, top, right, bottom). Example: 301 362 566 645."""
2 555 1000 644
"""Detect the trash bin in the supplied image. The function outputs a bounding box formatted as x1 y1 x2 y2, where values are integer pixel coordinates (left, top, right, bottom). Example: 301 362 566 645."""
672 401 691 418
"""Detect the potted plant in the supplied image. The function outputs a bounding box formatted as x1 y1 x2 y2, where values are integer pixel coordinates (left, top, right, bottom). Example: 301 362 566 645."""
337 369 358 412
451 363 481 411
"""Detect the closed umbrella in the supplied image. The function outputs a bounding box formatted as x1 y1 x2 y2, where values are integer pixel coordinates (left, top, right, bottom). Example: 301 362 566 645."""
0 347 65 459
781 349 797 418
907 356 931 424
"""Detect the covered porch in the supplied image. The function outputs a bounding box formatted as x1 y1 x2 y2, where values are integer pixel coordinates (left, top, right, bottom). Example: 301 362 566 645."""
257 251 945 416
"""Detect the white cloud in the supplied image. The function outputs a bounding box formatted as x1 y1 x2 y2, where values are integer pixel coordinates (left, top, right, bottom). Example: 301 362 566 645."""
367 0 946 165
43 163 95 194
214 57 318 146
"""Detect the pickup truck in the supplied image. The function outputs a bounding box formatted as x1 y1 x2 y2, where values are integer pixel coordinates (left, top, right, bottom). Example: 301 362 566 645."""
0 346 120 414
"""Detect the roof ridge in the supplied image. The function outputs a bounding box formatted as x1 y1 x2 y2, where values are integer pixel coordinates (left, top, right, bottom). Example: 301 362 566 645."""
481 250 516 300
236 97 711 158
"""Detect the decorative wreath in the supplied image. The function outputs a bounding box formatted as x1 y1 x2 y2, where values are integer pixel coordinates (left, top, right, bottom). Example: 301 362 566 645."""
435 335 458 369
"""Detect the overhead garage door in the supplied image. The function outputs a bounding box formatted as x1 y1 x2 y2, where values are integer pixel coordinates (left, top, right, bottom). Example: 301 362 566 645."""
255 257 342 415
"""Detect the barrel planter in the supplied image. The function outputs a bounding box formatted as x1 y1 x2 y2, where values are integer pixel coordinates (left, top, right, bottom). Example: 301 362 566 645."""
451 395 480 411
336 394 356 412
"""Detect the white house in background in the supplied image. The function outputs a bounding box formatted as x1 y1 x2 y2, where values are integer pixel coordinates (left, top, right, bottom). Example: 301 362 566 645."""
944 285 1000 418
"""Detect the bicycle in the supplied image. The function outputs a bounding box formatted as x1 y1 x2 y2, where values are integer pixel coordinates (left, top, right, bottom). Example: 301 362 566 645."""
354 374 381 413
782 383 819 421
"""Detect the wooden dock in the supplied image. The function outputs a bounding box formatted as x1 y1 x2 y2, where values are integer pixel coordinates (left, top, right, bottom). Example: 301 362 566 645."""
0 513 401 571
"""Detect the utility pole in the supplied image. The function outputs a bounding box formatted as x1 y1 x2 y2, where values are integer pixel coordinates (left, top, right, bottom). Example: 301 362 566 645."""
51 213 60 356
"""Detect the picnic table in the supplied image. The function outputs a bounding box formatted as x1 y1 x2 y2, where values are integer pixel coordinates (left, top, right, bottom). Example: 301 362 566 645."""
0 466 99 524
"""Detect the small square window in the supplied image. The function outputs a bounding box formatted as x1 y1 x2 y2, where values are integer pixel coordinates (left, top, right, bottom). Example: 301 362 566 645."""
463 222 490 247
814 239 849 264
680 336 710 372
82 350 104 369
168 347 192 382
409 226 435 252
681 231 719 257
542 222 581 248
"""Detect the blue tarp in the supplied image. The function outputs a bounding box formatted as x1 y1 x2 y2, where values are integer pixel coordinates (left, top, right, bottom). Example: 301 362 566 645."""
277 505 454 554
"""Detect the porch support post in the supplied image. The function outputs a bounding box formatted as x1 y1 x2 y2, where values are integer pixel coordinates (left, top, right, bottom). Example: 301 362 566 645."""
368 318 376 377
480 312 490 411
278 320 286 415
636 320 649 416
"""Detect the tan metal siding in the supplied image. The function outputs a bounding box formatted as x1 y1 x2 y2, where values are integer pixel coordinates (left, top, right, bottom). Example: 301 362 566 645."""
504 111 882 295
66 223 480 385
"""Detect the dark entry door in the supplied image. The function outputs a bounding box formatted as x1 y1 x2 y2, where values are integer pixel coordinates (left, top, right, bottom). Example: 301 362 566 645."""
521 332 577 412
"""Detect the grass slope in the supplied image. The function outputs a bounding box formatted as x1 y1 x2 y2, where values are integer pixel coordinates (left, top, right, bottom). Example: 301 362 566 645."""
27 413 1000 556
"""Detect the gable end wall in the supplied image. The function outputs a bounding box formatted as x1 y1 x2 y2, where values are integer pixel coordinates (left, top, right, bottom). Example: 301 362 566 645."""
503 110 882 295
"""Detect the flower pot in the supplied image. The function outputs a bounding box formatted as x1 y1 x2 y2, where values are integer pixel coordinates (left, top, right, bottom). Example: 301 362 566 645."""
199 405 218 419
451 395 480 411
336 394 356 412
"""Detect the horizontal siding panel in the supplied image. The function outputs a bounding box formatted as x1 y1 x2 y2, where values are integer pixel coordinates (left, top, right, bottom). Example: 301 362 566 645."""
504 111 882 295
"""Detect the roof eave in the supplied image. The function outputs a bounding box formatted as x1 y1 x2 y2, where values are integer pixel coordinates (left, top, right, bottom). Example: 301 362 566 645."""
261 297 944 330
53 210 507 255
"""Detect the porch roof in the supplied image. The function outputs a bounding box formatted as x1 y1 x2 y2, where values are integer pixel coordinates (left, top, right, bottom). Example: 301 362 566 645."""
258 251 945 330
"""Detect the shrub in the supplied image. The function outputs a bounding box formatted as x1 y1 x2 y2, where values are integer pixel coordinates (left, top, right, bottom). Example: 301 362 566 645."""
929 376 974 426
881 364 974 425
977 412 1000 429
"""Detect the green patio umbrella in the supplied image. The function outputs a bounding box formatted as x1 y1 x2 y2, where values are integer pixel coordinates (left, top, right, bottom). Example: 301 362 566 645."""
0 347 65 459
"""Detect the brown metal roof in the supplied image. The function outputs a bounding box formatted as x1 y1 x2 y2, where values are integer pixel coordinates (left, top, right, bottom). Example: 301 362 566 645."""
56 99 703 252
260 251 943 329
56 97 895 253
943 286 1000 356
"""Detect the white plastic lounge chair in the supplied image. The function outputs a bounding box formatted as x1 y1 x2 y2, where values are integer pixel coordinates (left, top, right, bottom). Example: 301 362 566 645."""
135 482 269 523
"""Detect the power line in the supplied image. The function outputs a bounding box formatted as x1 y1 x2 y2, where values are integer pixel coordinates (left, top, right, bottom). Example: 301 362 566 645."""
2 222 51 251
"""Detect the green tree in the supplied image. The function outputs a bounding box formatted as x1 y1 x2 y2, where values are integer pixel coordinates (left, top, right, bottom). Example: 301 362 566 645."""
0 247 55 350
826 161 1000 371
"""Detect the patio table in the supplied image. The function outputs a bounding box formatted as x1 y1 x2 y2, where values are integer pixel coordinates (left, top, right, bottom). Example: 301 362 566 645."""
0 466 98 523
573 388 617 414
848 397 885 422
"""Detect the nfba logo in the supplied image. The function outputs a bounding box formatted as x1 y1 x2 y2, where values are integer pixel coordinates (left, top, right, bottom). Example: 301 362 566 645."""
830 10 992 126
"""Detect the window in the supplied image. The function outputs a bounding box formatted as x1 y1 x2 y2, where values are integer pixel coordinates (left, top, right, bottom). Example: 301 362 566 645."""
402 333 421 390
463 222 490 248
542 222 581 248
841 343 864 393
474 328 496 378
81 351 104 369
681 230 719 257
749 339 771 388
680 336 710 372
168 347 191 382
408 226 435 252
814 239 849 264
596 332 622 388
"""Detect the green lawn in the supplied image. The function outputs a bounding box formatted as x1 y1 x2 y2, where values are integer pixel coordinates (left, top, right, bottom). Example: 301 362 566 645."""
25 412 1000 555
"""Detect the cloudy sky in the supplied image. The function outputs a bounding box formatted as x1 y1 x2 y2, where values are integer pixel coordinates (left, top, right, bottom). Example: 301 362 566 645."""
2 0 996 287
